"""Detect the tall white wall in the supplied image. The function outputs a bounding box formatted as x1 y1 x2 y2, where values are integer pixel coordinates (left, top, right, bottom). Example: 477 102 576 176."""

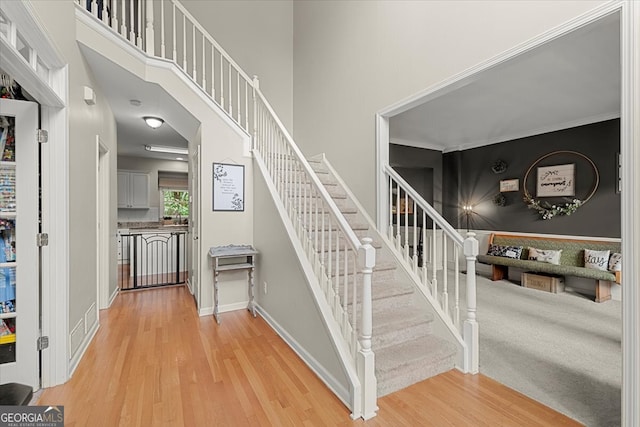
181 0 294 132
292 0 609 217
29 0 119 359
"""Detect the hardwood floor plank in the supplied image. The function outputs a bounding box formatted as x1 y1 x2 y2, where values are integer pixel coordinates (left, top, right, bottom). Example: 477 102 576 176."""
39 285 582 426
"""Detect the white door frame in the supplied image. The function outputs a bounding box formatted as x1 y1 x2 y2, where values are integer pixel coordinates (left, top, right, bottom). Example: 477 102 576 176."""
375 2 639 425
96 136 111 310
0 1 69 388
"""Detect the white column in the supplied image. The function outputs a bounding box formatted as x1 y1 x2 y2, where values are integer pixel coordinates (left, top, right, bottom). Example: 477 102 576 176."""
463 232 479 374
357 238 377 419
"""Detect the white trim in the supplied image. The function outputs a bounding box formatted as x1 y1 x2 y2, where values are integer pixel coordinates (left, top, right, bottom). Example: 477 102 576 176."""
198 306 214 317
96 136 110 310
107 287 119 308
68 320 99 378
255 304 351 408
389 137 444 152
621 1 640 426
375 114 389 231
467 229 621 243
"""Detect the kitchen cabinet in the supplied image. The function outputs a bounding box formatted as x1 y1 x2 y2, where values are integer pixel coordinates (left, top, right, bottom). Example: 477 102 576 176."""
118 171 149 208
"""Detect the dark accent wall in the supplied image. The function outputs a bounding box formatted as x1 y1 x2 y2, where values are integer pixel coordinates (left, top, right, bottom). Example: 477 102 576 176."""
389 144 443 212
443 119 620 238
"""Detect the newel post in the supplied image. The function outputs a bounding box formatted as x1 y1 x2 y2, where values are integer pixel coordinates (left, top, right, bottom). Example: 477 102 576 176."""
463 232 479 373
145 0 155 55
357 238 377 419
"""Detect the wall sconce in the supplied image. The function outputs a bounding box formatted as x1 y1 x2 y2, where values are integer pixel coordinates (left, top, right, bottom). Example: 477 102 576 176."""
143 116 164 129
83 86 96 105
463 205 474 232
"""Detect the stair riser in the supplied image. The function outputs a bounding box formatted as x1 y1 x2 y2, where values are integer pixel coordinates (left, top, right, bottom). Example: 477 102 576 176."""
373 321 432 350
377 355 455 397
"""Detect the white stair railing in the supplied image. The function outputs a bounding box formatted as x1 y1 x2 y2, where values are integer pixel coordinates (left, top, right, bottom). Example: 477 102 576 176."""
385 165 479 373
77 0 378 418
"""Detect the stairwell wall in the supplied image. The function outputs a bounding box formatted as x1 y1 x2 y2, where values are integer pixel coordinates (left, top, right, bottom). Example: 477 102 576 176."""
292 0 609 221
253 162 350 403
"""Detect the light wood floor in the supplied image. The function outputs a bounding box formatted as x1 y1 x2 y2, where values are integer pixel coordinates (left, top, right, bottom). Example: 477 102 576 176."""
39 285 581 426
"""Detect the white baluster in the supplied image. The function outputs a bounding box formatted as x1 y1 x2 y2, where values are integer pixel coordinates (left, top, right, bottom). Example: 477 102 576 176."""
220 55 224 110
422 211 428 287
120 0 126 37
432 221 437 297
237 70 241 123
342 245 349 335
403 191 409 261
112 0 118 31
91 0 98 17
463 232 479 374
145 0 154 55
454 243 460 329
171 2 176 61
395 182 400 251
136 0 142 48
251 75 258 148
129 0 135 42
101 0 107 23
192 25 196 80
320 204 326 291
442 236 449 317
159 0 165 57
351 256 357 356
357 238 377 419
412 201 418 272
388 176 393 240
244 80 249 131
228 63 232 116
182 14 186 70
201 34 205 88
334 234 341 319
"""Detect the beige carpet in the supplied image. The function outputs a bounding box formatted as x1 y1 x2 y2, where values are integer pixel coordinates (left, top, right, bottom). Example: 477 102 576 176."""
473 273 621 427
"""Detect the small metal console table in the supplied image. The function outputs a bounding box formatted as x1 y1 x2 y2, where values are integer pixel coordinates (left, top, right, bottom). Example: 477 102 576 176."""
208 244 258 324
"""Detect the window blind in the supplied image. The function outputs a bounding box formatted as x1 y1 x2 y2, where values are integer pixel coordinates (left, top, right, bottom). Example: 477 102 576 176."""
158 171 188 190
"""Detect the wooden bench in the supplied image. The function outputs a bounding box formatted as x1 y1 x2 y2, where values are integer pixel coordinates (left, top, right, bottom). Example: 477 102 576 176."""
477 233 621 303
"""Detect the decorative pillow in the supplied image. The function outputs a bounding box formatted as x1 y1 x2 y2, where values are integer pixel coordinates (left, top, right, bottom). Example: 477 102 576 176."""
487 244 523 259
608 252 622 272
528 247 562 265
584 249 610 271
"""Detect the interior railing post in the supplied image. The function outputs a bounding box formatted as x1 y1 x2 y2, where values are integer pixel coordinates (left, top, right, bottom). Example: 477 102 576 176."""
145 0 155 55
463 231 479 373
357 238 377 419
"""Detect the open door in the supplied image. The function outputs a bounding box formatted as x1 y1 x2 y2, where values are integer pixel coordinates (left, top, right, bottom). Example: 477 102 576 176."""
190 148 201 308
0 99 40 390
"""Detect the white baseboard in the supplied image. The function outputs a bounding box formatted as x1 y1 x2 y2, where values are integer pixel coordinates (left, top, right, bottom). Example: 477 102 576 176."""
108 287 119 307
254 304 351 408
68 318 99 378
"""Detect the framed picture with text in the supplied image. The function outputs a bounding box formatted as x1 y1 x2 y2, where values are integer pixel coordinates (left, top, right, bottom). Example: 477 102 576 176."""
213 163 245 211
537 163 575 197
499 179 519 192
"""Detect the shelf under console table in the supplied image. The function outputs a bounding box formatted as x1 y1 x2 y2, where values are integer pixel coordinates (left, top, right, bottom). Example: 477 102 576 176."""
208 244 258 324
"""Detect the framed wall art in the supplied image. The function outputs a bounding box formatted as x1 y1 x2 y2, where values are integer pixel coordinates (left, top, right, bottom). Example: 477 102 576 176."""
213 163 245 211
536 163 575 197
499 179 519 192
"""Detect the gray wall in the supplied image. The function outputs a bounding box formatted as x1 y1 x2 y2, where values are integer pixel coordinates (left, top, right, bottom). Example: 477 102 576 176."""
445 119 621 237
181 0 293 133
253 160 350 399
292 1 608 219
31 0 119 352
390 144 442 212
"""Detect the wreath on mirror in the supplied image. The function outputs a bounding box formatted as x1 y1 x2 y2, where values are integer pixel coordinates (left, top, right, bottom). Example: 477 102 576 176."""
522 150 599 220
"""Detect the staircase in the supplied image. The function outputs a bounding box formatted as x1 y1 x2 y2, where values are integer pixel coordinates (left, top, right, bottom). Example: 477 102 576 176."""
76 0 479 419
307 157 457 396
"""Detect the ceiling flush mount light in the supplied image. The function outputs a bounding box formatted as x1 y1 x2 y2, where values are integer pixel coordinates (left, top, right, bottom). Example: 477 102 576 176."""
143 116 164 129
144 145 188 155
130 99 142 107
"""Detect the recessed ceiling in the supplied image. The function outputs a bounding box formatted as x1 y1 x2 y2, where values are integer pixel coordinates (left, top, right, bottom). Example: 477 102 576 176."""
389 12 620 152
78 44 200 161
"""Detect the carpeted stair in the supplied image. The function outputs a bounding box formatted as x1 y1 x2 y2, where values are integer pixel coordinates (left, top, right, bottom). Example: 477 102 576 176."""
304 156 457 396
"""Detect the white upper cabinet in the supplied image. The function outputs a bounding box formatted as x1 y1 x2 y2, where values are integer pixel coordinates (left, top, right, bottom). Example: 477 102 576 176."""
118 171 149 209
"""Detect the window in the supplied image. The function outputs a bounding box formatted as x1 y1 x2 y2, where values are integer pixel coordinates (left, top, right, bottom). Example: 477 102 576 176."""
163 190 189 217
